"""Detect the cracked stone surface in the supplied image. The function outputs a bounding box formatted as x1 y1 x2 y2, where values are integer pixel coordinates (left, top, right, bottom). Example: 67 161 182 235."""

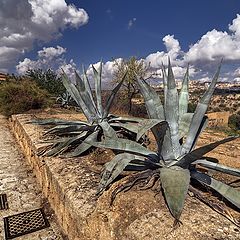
0 115 65 240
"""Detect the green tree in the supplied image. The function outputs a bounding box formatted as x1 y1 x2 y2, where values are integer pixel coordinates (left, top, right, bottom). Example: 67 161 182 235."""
26 68 65 96
113 57 151 114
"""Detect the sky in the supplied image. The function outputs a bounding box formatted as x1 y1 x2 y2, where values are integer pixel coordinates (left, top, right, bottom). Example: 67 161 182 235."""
1 0 240 86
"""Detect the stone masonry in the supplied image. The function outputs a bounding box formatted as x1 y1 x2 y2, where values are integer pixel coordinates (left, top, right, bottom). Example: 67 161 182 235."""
0 115 64 240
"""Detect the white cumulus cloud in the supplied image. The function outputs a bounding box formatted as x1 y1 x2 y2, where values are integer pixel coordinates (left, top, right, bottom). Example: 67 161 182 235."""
0 0 88 72
16 45 76 79
185 14 240 63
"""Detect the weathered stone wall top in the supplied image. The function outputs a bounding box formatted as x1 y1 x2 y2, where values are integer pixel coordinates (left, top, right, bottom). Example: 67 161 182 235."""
207 111 230 127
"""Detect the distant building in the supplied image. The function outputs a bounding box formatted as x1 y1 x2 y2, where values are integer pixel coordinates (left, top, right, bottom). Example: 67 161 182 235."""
0 72 7 81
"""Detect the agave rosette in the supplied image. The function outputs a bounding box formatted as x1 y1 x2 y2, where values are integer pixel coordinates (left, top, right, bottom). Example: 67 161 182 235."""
56 90 73 108
31 63 149 157
88 60 240 223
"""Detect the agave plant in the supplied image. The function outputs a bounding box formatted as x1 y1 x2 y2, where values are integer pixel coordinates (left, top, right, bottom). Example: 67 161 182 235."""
56 90 73 108
88 60 240 224
31 63 150 157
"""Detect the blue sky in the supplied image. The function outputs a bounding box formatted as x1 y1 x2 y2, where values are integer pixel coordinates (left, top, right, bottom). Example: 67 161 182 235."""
1 0 240 85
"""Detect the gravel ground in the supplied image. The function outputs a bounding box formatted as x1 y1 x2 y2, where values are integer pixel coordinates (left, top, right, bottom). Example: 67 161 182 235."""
0 115 65 240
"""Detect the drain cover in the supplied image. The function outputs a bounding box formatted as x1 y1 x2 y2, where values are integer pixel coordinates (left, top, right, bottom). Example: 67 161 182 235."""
0 194 8 210
3 208 50 239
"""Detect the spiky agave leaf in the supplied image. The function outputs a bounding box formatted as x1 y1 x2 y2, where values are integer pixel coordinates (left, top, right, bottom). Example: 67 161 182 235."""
181 61 222 155
75 70 99 118
92 63 104 118
178 64 190 120
97 153 146 194
178 113 193 138
44 132 88 156
193 159 240 177
99 120 118 139
191 171 240 209
137 77 164 120
160 166 190 221
175 136 238 168
161 62 167 107
137 77 174 160
62 71 95 123
81 65 96 107
165 60 181 158
110 122 139 134
66 129 100 157
87 138 158 160
43 124 95 136
136 119 167 141
108 116 142 123
103 72 127 118
30 118 90 126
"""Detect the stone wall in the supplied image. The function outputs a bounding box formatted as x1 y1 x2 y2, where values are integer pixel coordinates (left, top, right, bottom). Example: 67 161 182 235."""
10 114 240 240
207 111 230 127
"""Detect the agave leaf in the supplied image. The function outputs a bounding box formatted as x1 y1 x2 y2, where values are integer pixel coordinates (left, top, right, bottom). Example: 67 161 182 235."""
30 118 90 126
110 122 139 134
137 76 174 160
109 116 141 123
99 120 118 139
193 159 240 177
44 132 87 156
151 122 174 161
191 171 240 209
98 153 146 194
190 116 208 151
87 138 158 159
137 77 165 120
160 166 190 220
136 119 167 141
181 62 222 155
165 60 181 158
179 113 193 138
124 157 162 170
82 65 96 108
62 72 94 123
179 65 190 120
175 136 238 168
67 130 100 157
75 71 98 117
161 62 167 107
43 125 95 135
103 72 127 118
92 63 104 117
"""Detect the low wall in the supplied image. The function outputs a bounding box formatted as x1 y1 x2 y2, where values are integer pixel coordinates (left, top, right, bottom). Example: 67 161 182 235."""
207 111 230 127
11 114 95 239
10 114 240 240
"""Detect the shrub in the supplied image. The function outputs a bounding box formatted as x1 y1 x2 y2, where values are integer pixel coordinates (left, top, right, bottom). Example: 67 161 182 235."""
26 68 65 96
0 80 50 116
229 114 240 130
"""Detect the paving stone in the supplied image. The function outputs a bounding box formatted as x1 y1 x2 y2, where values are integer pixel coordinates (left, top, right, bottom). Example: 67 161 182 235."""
0 115 64 240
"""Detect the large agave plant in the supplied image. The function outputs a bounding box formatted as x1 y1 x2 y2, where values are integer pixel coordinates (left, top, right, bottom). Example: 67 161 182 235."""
31 63 149 157
89 60 240 224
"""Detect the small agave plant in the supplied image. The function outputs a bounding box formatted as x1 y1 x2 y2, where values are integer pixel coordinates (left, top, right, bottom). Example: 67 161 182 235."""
89 60 240 224
56 90 73 108
31 63 149 157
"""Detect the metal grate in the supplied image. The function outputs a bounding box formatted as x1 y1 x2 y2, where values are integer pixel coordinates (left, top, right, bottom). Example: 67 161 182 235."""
4 208 50 239
0 194 8 210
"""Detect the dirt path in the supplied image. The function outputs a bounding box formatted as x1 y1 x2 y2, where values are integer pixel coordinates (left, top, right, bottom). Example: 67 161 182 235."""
0 115 64 240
